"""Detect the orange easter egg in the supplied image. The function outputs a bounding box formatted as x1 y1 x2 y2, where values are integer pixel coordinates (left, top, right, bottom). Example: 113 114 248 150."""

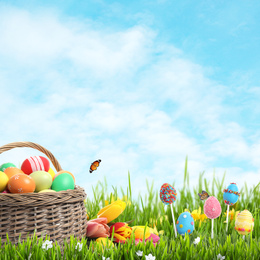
4 167 25 179
8 174 35 193
54 170 75 183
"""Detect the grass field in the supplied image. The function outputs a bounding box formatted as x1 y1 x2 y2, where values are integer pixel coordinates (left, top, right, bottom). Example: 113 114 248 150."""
1 159 260 259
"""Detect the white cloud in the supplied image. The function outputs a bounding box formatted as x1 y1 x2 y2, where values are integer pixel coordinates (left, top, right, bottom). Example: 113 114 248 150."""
0 6 153 79
0 5 259 201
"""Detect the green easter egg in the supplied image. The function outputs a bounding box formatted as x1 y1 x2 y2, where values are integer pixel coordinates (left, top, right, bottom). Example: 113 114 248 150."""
0 162 16 172
30 171 52 192
51 173 75 192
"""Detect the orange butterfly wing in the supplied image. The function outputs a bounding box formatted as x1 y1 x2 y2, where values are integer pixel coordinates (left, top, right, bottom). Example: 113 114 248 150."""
90 159 101 173
198 190 209 200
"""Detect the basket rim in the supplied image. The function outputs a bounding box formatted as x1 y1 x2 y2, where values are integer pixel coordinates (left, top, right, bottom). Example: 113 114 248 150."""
0 185 87 207
0 185 85 198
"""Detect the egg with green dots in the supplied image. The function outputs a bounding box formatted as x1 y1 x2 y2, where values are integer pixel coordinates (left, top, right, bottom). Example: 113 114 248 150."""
176 212 195 235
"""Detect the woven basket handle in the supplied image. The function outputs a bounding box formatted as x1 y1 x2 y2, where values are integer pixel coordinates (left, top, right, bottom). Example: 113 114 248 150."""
0 141 62 172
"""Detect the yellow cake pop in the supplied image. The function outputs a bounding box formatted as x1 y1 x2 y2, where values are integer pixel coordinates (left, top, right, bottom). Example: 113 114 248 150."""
235 209 254 235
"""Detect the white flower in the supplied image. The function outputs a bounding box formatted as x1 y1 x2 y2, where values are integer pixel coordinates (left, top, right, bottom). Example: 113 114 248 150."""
193 237 200 245
102 257 111 260
42 240 53 250
136 250 143 256
145 253 156 260
75 242 83 251
217 254 225 260
28 253 32 260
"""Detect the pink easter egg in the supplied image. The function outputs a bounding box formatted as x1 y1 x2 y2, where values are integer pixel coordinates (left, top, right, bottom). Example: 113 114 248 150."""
203 196 222 219
2 188 10 193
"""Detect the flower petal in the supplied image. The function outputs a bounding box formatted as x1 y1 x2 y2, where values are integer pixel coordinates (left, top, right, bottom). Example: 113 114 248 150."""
110 222 126 233
113 233 127 243
86 222 99 237
93 226 110 238
88 217 108 224
132 226 151 239
98 200 126 216
146 233 160 244
98 202 126 223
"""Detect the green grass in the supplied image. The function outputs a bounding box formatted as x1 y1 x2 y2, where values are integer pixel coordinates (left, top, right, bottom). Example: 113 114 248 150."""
1 160 260 260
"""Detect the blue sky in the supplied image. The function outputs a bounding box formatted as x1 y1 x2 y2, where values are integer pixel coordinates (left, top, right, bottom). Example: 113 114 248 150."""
0 0 259 199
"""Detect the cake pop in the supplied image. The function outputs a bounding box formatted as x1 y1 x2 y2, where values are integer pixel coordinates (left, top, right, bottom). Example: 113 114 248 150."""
235 209 254 237
204 196 222 239
160 183 177 237
176 212 194 236
223 183 240 232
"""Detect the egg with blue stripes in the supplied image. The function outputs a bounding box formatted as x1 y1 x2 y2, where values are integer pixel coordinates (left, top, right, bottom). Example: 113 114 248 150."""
176 212 194 235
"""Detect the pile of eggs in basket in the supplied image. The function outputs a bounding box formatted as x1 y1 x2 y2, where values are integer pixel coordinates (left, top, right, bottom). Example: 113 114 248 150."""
0 156 75 194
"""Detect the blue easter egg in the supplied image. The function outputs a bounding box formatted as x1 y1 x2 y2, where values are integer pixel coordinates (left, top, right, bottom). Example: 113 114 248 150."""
223 183 240 206
176 212 194 235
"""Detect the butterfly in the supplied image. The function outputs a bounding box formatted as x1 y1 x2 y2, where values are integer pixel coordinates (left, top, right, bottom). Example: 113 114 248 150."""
198 190 210 201
89 159 101 173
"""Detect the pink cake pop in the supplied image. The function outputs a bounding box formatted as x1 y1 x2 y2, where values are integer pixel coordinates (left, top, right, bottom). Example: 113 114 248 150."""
204 196 222 219
204 196 222 239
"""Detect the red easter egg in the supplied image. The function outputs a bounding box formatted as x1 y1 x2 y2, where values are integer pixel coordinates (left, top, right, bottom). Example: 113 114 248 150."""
21 156 50 175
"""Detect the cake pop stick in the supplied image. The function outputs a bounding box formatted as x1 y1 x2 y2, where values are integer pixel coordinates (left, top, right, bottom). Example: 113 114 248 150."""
225 205 230 232
170 204 177 238
160 183 177 238
211 219 214 239
223 183 240 232
203 196 221 239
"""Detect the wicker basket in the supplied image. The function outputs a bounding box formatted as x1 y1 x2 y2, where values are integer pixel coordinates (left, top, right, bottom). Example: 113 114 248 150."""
0 142 87 244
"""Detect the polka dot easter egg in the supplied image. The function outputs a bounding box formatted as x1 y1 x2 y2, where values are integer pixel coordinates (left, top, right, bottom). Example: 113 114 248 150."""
176 212 194 235
21 156 50 175
160 183 177 205
203 196 222 219
223 183 240 206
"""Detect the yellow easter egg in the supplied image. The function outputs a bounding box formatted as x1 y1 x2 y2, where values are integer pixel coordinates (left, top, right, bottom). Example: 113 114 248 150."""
235 209 254 235
0 171 9 192
48 167 56 180
38 189 56 193
96 237 114 247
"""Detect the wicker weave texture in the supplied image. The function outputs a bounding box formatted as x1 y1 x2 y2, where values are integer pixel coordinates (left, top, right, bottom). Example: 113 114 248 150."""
0 142 88 244
0 186 87 243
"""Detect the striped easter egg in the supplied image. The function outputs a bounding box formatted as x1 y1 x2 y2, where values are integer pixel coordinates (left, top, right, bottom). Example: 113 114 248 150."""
21 156 50 175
